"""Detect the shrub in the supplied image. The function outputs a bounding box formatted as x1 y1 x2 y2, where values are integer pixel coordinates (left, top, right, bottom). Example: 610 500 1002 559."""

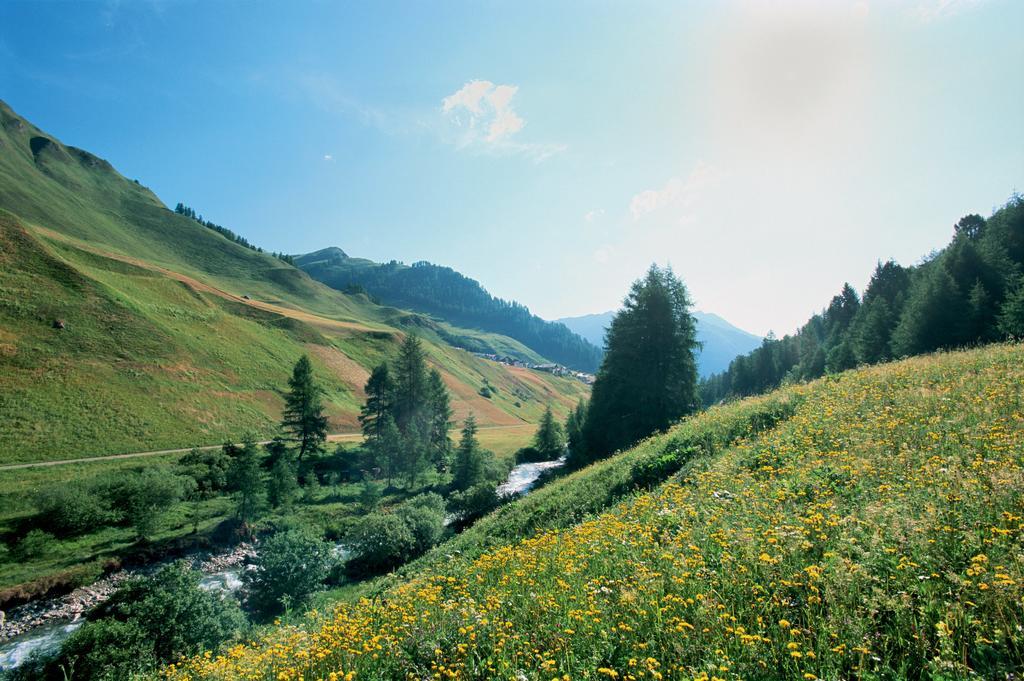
179 447 233 497
244 527 334 616
57 618 155 680
103 467 188 539
34 482 110 536
13 529 57 560
514 446 543 463
448 482 500 524
396 493 446 555
346 513 416 575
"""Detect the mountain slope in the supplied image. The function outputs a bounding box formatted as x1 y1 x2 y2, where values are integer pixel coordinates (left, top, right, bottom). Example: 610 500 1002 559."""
0 100 588 463
165 343 1024 680
296 247 603 372
557 309 763 377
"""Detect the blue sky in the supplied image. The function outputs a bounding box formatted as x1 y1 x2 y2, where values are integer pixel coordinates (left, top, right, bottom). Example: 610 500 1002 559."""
1 0 1021 336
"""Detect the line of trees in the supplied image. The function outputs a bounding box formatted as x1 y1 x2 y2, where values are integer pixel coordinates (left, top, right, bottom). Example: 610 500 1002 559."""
173 202 294 265
358 334 454 488
296 250 603 372
700 195 1024 405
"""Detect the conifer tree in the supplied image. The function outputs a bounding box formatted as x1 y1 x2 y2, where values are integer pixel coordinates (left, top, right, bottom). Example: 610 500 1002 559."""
393 334 428 436
282 355 328 461
359 363 393 443
564 399 587 461
374 414 403 489
533 406 565 461
581 265 699 462
998 275 1024 338
230 438 264 522
451 414 484 492
267 455 299 509
425 369 453 473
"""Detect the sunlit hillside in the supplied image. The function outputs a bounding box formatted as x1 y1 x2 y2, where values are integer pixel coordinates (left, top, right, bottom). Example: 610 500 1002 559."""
165 343 1024 680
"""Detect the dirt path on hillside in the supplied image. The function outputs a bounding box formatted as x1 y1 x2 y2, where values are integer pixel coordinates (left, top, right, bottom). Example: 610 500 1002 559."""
0 425 535 471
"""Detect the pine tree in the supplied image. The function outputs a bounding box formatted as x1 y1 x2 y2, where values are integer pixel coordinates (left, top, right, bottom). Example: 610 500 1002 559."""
230 438 264 523
853 297 893 365
393 334 428 437
533 406 565 461
267 455 299 509
425 369 453 473
564 399 587 463
998 275 1024 338
282 355 328 461
891 267 968 356
359 363 393 443
373 413 403 489
451 414 484 492
581 265 699 462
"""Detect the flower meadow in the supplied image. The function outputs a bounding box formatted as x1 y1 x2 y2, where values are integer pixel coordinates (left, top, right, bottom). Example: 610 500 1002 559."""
164 344 1024 680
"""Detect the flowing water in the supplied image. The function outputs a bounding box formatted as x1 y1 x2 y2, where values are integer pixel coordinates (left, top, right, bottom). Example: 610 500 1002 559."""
0 621 83 671
496 455 566 497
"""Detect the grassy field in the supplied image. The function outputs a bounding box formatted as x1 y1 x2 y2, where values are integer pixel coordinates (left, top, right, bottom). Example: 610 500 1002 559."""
163 344 1024 680
0 99 587 464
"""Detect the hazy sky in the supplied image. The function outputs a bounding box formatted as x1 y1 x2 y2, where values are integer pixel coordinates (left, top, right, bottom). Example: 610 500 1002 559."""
1 0 1021 336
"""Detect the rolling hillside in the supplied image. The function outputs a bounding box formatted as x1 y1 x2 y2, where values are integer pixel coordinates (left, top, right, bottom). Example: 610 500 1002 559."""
0 100 588 463
296 247 603 372
558 310 763 377
165 343 1024 680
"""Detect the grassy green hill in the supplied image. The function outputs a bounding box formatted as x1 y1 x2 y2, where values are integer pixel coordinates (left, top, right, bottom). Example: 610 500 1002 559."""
165 343 1024 680
0 100 588 463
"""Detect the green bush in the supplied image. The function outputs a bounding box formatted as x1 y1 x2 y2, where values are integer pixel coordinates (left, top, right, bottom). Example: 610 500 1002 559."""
346 513 416 576
244 527 334 616
179 447 233 497
34 482 110 536
56 618 155 680
448 482 500 524
103 467 188 539
514 446 543 463
13 529 57 560
396 493 446 555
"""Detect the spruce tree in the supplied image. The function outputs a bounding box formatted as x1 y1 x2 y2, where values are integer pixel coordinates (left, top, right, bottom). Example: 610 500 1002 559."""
229 438 264 523
282 355 328 460
393 334 428 437
564 399 587 462
373 413 403 489
581 265 699 462
267 455 299 509
359 363 393 444
533 406 565 460
451 414 484 491
998 276 1024 338
425 368 453 473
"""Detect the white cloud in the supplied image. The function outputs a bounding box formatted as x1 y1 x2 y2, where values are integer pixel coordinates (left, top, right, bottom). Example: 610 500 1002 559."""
630 162 719 221
441 80 564 161
584 208 605 223
323 154 334 161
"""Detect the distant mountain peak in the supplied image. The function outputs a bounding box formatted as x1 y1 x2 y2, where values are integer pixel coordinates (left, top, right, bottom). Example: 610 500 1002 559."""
557 309 762 378
295 246 348 266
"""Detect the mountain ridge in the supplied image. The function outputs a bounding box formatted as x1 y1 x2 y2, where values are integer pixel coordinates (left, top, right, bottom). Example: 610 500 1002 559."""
557 309 763 377
295 247 603 372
